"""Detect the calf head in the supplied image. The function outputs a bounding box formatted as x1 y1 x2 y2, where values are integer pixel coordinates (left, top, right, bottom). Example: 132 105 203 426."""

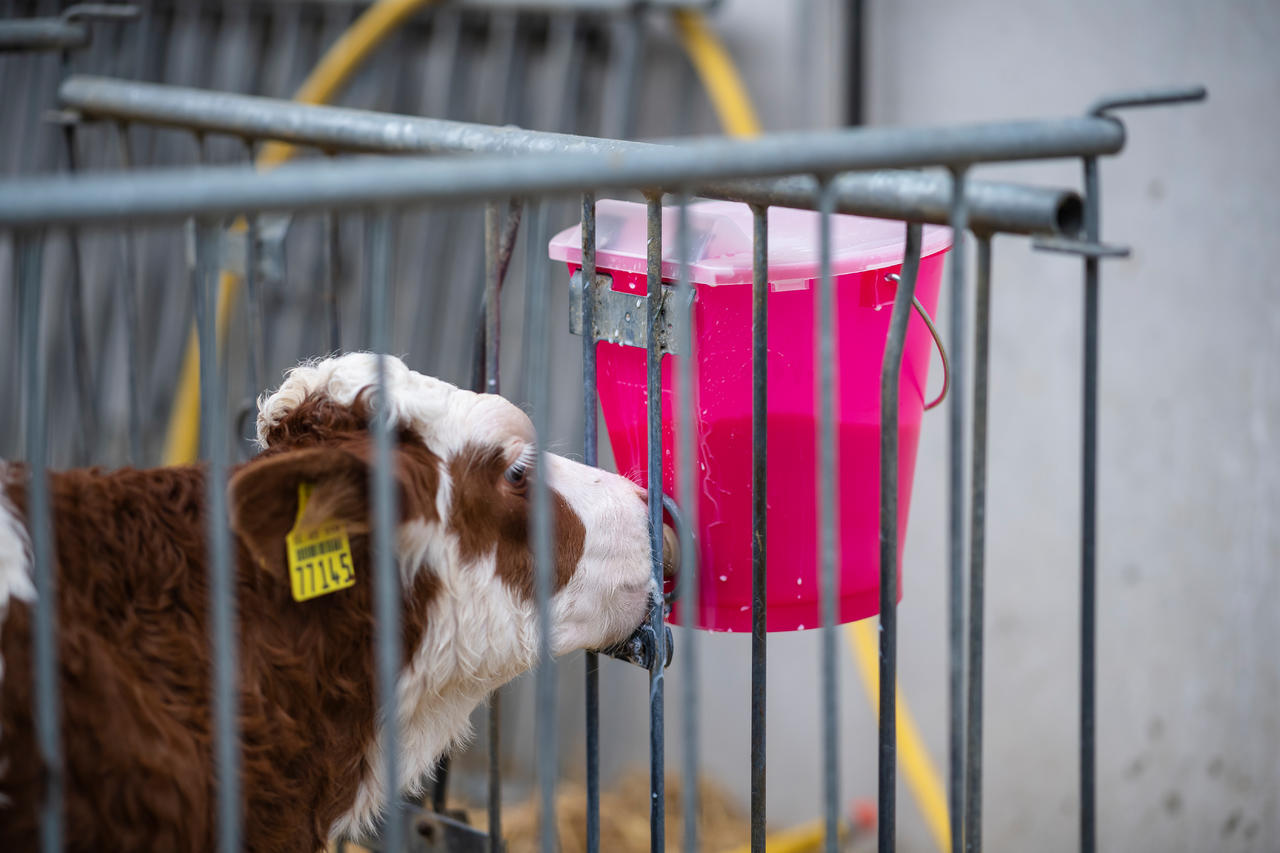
228 353 658 837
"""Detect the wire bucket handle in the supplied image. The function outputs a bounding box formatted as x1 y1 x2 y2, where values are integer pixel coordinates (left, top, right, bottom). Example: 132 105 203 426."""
887 272 949 411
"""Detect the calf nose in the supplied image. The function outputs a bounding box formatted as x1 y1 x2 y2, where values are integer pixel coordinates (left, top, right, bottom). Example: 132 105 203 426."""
661 523 680 580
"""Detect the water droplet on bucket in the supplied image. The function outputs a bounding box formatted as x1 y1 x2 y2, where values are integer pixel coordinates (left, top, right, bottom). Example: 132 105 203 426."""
740 605 749 612
796 578 803 586
718 574 727 582
797 624 805 630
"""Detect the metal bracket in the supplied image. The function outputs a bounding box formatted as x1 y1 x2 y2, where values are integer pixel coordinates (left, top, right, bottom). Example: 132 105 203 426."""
569 269 686 356
598 620 674 670
414 810 500 853
0 4 138 52
1031 235 1131 259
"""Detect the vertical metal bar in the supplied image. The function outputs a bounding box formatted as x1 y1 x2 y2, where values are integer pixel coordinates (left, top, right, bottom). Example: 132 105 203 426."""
675 193 700 853
19 231 62 853
645 193 667 853
816 177 840 853
879 222 923 853
845 0 865 126
326 212 341 353
749 202 769 853
366 210 403 853
242 139 264 395
484 201 502 395
581 191 601 853
482 198 504 853
115 121 143 464
58 121 96 463
1080 157 1099 853
523 200 557 853
194 220 241 853
601 9 645 140
946 167 970 853
964 235 992 853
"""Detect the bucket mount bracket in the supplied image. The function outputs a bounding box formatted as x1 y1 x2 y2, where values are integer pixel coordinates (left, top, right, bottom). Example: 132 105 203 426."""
568 269 687 356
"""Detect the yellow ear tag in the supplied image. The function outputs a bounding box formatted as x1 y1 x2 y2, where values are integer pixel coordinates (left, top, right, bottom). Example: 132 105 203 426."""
286 482 356 602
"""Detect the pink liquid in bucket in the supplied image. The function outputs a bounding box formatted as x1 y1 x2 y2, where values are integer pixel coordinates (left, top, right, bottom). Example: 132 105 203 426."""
550 201 950 632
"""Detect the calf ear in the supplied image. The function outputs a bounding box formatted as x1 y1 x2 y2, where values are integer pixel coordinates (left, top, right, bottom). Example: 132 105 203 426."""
227 446 371 578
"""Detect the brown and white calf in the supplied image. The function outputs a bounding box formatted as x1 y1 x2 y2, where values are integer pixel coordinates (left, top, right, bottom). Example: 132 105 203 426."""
0 353 661 851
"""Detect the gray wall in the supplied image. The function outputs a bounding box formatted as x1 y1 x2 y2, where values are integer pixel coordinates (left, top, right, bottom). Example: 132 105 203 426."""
579 3 1278 852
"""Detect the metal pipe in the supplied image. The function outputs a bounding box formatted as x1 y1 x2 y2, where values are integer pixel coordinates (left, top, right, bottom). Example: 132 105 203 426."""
645 193 667 853
674 194 700 853
879 222 923 853
0 20 89 52
242 139 265 396
946 168 969 853
58 76 1089 235
964 235 991 853
1080 156 1100 853
749 202 769 853
483 197 504 853
58 121 97 464
326 212 342 353
114 121 144 464
581 191 602 853
0 112 1125 229
816 177 840 853
367 211 404 853
523 200 559 853
19 232 63 853
194 221 241 853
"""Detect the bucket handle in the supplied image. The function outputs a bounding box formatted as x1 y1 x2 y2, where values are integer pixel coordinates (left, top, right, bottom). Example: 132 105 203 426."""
887 273 950 412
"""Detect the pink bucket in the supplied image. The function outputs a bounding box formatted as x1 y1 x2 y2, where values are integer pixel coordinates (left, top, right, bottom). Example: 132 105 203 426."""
549 200 950 632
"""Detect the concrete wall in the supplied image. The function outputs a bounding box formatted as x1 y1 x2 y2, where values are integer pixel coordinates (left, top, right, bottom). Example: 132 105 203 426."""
570 3 1279 852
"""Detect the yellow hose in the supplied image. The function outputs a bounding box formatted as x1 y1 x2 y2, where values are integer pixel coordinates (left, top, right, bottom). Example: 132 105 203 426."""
673 12 952 853
161 0 439 464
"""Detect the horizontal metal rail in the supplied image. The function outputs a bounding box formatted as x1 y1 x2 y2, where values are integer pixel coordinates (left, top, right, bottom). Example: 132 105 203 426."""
0 113 1123 228
60 76 1083 235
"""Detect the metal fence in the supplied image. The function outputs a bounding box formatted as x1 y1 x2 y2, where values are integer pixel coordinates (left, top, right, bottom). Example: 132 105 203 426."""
0 17 1206 853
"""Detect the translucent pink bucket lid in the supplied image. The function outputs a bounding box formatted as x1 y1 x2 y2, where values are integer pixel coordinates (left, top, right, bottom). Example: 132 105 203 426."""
548 199 952 286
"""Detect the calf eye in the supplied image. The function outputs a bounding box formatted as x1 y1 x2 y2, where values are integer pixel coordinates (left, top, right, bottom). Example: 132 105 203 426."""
504 463 528 487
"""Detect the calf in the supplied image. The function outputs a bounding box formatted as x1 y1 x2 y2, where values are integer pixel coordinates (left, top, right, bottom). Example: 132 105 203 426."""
0 353 662 851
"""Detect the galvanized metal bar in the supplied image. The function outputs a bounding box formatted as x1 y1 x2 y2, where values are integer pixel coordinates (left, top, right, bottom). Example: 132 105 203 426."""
57 76 1089 236
18 231 62 853
964 235 992 853
366 211 404 853
601 9 645 140
194 220 241 853
816 176 840 853
749 202 769 853
0 116 1125 229
114 121 144 464
484 201 502 395
947 167 970 853
0 19 88 52
879 223 923 853
674 193 700 853
482 197 504 853
523 200 558 853
645 193 667 853
1080 156 1100 853
326 212 341 353
581 191 601 853
242 139 265 396
57 119 98 464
